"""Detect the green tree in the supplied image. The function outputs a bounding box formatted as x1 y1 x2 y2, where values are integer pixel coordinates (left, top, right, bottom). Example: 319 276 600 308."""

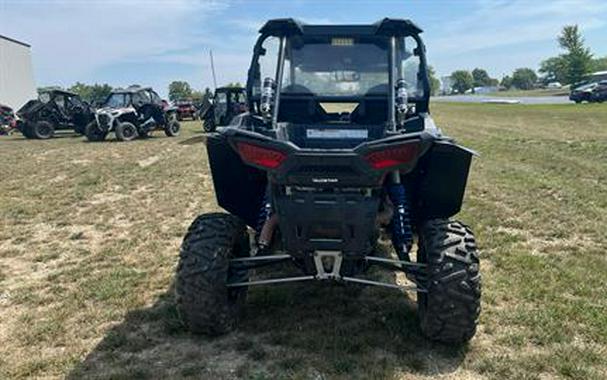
511 68 537 90
168 81 193 102
558 25 593 85
427 65 440 96
500 75 513 90
592 56 607 72
37 85 63 94
450 70 474 94
69 82 113 104
539 56 568 84
472 68 492 87
190 90 204 103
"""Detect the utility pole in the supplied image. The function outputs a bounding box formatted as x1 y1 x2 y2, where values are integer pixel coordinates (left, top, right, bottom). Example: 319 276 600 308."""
210 50 218 90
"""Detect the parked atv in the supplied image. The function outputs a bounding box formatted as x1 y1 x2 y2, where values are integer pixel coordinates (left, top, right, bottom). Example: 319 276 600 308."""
176 18 480 343
16 90 94 139
0 104 16 135
176 100 198 121
86 86 180 142
200 86 247 132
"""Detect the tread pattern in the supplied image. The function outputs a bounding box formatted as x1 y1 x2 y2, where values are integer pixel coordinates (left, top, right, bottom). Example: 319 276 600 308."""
85 121 107 142
418 219 481 343
175 213 249 335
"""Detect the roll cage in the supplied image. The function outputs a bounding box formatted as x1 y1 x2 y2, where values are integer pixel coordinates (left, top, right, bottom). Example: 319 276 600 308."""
245 18 431 127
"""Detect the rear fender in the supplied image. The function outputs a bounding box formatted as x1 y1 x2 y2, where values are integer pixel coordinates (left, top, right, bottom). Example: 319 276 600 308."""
410 140 476 221
206 132 267 228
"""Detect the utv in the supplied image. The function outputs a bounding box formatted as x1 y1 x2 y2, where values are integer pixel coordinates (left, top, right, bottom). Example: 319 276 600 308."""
176 100 199 121
85 86 180 142
200 86 247 132
176 19 480 343
0 103 16 135
16 90 94 139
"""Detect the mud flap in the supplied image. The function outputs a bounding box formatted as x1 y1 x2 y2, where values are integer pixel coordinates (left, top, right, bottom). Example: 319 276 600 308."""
412 140 475 220
206 133 267 228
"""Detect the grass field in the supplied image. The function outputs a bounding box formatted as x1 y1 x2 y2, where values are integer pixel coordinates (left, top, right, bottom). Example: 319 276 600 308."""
1 103 606 379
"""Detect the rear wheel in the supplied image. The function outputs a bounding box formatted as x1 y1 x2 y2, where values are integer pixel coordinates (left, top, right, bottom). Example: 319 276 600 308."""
164 120 180 137
417 219 480 343
84 121 107 142
115 121 138 141
175 213 250 335
21 122 34 139
32 121 55 139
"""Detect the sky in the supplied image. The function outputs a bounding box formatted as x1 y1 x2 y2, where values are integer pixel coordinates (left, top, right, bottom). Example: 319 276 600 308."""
2 0 607 97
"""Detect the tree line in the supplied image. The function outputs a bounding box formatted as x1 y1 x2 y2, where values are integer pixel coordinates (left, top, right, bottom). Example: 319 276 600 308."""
446 25 607 94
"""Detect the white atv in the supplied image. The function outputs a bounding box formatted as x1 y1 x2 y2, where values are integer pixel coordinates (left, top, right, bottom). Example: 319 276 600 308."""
85 86 180 142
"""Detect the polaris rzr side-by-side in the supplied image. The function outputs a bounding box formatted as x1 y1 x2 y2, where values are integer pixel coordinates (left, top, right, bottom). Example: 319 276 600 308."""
85 86 180 142
176 99 199 121
200 86 248 132
176 19 480 343
16 90 94 139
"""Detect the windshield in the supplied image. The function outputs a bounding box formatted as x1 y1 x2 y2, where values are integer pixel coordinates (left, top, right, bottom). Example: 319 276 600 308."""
282 36 388 96
576 83 596 91
276 35 425 98
104 93 131 108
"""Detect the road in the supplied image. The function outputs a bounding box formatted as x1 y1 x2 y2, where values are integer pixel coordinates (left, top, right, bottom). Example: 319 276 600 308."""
432 95 572 105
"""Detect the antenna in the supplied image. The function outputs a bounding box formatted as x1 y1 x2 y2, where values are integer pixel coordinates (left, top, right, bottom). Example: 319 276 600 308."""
209 50 218 90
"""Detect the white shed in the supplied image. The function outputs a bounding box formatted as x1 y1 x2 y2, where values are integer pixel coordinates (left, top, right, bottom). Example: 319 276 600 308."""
0 35 36 109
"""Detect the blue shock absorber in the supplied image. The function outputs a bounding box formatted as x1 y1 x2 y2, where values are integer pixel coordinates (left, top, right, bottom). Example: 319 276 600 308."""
255 189 272 249
387 183 413 261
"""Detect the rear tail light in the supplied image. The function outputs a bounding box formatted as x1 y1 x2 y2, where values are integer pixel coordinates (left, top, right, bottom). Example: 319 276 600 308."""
364 142 420 169
236 142 287 169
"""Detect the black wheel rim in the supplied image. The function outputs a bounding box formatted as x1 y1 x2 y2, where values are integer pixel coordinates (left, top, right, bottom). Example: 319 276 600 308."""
39 124 51 137
171 123 180 134
123 125 136 139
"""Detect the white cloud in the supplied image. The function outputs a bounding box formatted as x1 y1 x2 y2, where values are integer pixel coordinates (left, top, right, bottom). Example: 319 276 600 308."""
430 0 607 55
0 0 230 86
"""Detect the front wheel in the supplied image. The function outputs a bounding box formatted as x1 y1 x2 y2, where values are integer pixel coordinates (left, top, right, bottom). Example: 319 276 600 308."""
84 121 107 142
164 120 180 137
115 121 138 142
20 122 34 139
175 213 250 335
32 121 55 139
417 219 481 343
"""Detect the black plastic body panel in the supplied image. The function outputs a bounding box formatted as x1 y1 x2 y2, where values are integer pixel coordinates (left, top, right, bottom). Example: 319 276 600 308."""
274 188 379 257
410 140 473 220
206 133 267 228
226 127 431 189
207 126 474 255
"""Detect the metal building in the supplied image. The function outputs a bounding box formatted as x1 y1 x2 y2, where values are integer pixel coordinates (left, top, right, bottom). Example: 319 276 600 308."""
0 35 36 109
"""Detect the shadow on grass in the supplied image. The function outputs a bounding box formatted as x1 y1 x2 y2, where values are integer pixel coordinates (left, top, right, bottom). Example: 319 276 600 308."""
3 132 83 141
179 134 207 146
68 272 468 379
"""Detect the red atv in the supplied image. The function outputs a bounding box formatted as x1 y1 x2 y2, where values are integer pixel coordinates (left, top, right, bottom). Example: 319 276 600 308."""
176 100 198 121
0 104 17 135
